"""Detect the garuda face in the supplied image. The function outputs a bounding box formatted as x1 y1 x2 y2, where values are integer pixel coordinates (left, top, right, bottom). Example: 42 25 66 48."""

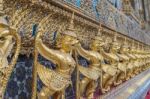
0 28 14 69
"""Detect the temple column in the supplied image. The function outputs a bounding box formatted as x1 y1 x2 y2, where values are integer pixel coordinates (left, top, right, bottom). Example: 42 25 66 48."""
143 0 150 22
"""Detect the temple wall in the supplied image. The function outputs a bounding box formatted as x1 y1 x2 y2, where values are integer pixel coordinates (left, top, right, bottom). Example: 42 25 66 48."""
2 0 150 99
3 0 150 49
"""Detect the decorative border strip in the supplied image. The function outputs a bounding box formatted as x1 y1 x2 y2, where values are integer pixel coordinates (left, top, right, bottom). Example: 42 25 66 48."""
31 0 150 45
101 69 150 99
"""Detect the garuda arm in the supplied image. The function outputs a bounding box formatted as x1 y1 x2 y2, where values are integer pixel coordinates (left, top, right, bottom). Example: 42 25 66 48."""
35 31 60 66
75 43 91 61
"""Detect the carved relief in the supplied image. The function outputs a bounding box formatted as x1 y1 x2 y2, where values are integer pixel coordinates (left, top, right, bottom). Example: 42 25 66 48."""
0 0 150 99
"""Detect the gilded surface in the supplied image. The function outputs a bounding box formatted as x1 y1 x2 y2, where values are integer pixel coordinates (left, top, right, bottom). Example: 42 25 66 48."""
101 34 120 93
0 0 150 99
74 25 103 98
32 13 78 99
0 16 21 99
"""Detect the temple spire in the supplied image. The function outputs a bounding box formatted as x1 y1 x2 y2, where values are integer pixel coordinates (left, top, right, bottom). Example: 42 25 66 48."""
98 23 102 36
113 33 117 42
132 39 135 49
124 37 127 46
68 12 74 30
138 42 139 49
62 12 77 38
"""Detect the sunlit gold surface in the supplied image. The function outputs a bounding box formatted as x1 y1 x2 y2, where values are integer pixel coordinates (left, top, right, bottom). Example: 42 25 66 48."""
116 38 129 83
73 26 104 98
32 12 78 99
101 34 120 93
0 0 150 99
0 18 21 99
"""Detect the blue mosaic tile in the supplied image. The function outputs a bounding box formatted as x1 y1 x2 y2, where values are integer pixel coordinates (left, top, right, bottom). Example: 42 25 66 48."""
6 80 19 98
4 55 33 99
18 91 28 99
15 65 26 82
3 53 90 99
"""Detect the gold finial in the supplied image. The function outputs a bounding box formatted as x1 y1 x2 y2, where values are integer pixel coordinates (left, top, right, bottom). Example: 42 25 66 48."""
68 12 74 30
125 37 126 43
98 23 102 35
123 37 127 46
143 44 144 50
62 12 77 38
113 32 117 42
111 32 119 47
138 42 140 50
132 40 134 47
91 23 103 41
97 23 102 37
123 37 128 48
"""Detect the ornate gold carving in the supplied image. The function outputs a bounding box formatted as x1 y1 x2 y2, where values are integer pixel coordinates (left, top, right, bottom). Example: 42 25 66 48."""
100 33 120 93
126 40 138 79
74 24 103 98
116 37 129 83
0 0 150 98
32 12 78 99
0 17 21 98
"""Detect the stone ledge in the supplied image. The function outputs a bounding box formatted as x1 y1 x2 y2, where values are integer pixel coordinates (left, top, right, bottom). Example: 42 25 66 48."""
101 69 150 99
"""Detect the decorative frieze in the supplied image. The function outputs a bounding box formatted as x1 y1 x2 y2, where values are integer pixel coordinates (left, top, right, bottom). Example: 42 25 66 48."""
2 0 150 55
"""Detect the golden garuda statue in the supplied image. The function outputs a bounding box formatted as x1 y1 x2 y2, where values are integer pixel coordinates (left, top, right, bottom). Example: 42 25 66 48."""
73 25 104 98
0 14 21 99
133 43 144 75
116 37 129 82
32 12 79 99
126 40 137 79
132 43 141 75
101 33 119 92
143 46 150 71
139 45 146 73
